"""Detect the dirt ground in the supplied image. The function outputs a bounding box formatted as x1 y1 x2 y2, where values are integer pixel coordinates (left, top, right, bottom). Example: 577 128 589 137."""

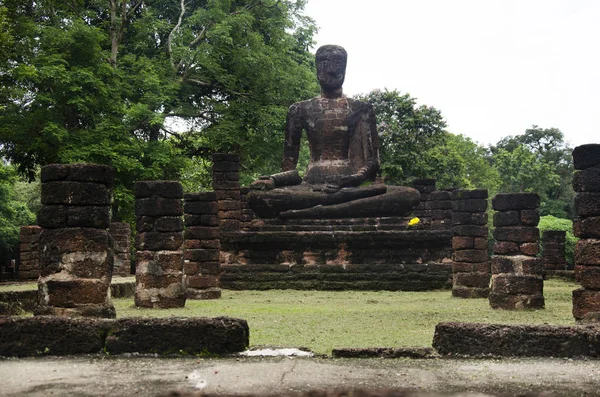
1 355 599 397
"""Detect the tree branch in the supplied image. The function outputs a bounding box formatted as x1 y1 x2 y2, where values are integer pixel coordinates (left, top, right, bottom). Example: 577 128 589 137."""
127 0 144 18
185 78 212 87
168 0 186 71
188 26 207 48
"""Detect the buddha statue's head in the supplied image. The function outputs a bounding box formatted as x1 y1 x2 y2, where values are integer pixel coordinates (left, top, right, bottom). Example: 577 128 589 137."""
315 45 347 94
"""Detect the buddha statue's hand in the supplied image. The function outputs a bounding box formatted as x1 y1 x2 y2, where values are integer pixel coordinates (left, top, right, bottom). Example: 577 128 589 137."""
338 174 365 188
250 176 276 190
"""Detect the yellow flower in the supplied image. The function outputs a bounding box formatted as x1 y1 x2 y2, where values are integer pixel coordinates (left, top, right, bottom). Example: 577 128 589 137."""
408 217 420 226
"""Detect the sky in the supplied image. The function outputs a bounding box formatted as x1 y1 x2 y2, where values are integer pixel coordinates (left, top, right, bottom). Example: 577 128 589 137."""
303 0 600 148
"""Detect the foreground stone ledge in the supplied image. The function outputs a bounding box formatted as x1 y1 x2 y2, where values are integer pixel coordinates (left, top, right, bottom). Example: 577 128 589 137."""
433 322 600 357
332 347 439 359
0 316 249 357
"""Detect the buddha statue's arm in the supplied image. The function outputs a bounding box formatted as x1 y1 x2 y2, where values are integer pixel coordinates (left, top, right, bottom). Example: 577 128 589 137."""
250 104 303 190
282 103 303 172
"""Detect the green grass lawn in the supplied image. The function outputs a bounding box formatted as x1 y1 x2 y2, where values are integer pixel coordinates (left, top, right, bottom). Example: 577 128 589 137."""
113 279 579 354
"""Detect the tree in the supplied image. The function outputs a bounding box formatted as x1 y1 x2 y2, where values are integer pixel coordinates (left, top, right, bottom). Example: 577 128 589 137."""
0 0 318 221
422 133 500 192
0 163 36 257
491 126 573 217
355 89 447 185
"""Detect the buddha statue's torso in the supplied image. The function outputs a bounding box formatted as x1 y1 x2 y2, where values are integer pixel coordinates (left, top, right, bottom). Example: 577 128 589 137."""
288 96 366 185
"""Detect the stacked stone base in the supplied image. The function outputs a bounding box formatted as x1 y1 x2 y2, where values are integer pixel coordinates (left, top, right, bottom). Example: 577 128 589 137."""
220 219 452 290
184 192 221 300
36 164 115 318
572 144 600 322
542 230 566 271
110 222 132 276
451 190 489 298
134 181 185 309
490 194 544 310
18 226 41 280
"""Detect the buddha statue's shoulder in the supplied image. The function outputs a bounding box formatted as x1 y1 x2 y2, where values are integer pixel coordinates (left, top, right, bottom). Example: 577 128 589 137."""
346 97 374 113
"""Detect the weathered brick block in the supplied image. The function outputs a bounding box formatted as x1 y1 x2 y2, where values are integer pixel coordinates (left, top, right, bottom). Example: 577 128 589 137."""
575 239 600 265
493 227 539 243
574 217 600 239
573 144 600 170
492 275 543 295
493 211 520 227
135 198 183 217
452 199 487 213
453 249 488 263
573 167 600 192
572 288 600 320
42 182 111 206
184 227 219 240
492 194 540 211
134 181 183 199
453 272 490 288
575 193 600 217
135 232 183 251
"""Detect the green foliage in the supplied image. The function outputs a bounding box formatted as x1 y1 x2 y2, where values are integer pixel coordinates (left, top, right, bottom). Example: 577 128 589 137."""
0 0 318 217
356 89 447 184
422 133 501 192
538 215 577 265
491 127 573 218
0 163 36 254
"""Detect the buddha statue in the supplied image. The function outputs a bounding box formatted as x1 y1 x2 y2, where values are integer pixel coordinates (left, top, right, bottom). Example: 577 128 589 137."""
248 45 420 219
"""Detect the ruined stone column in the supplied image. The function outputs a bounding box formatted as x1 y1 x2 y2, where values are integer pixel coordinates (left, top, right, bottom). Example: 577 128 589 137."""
451 189 489 298
212 154 241 232
36 164 115 318
110 222 131 276
184 192 221 299
412 178 436 226
19 226 42 280
542 230 567 272
134 181 185 308
430 190 453 230
489 193 544 310
572 144 600 322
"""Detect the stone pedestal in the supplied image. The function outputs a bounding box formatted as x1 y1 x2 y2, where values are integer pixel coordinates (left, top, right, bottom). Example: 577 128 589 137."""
542 230 566 271
489 193 544 310
212 154 241 232
572 144 600 322
183 192 221 299
19 226 42 280
36 164 115 318
110 222 131 276
451 189 489 298
134 181 185 308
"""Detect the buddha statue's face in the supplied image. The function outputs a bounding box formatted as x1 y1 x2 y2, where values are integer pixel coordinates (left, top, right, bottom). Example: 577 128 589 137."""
316 46 347 91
